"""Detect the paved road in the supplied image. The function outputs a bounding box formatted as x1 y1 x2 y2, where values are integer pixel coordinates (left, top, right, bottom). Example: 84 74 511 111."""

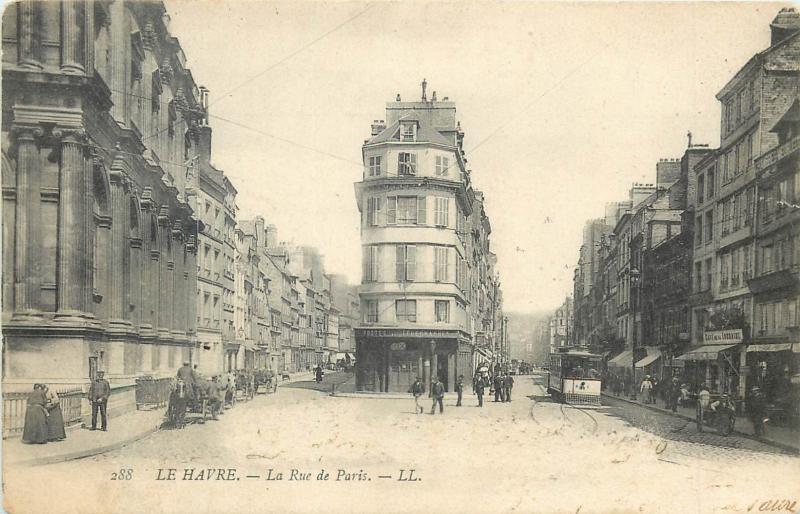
5 374 798 514
529 372 791 461
283 371 354 393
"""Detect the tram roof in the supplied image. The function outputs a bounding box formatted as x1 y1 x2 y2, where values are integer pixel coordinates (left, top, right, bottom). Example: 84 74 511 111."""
551 350 602 359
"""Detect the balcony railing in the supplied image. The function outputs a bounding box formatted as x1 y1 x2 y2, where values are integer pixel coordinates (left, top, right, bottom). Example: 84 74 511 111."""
756 136 800 170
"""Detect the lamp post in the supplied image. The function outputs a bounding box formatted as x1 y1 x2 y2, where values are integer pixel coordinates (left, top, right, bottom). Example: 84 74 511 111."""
630 267 640 400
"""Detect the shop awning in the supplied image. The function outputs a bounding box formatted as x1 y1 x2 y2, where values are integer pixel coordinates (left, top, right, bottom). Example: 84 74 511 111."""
635 348 662 368
608 350 633 368
674 343 738 361
747 343 794 353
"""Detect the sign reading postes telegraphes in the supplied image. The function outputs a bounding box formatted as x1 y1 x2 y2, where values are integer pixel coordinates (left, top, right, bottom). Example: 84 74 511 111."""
390 342 406 351
703 329 743 345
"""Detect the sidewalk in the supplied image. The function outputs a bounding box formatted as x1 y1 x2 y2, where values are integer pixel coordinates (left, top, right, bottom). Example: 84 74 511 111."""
602 391 800 454
3 407 165 467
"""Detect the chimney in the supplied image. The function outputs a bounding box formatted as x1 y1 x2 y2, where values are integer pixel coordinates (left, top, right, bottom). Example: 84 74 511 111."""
770 7 800 46
254 216 265 248
266 224 278 249
370 120 386 136
197 87 212 163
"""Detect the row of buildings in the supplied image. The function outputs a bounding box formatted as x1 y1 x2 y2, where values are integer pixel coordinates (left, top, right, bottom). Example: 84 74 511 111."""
568 9 800 417
352 83 508 393
1 0 357 417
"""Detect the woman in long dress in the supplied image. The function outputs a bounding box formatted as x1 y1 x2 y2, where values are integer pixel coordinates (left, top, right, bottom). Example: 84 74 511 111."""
21 384 49 444
44 385 67 441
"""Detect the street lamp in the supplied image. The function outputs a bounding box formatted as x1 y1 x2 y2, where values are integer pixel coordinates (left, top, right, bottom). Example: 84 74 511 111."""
630 267 640 400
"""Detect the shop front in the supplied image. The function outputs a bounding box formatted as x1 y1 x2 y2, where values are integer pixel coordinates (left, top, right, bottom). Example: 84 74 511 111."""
745 340 800 427
355 328 471 393
674 330 744 396
634 346 662 384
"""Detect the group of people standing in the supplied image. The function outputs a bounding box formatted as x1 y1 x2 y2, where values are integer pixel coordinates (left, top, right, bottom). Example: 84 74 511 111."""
408 371 515 415
175 361 247 420
21 384 67 444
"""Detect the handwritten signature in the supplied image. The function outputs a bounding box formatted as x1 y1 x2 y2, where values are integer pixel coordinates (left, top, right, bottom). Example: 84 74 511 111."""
746 499 797 512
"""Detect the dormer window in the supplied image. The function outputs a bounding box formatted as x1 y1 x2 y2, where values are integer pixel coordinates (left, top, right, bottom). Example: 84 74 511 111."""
400 122 416 142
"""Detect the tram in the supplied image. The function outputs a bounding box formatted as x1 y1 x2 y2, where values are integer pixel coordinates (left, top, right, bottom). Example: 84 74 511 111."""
547 349 603 406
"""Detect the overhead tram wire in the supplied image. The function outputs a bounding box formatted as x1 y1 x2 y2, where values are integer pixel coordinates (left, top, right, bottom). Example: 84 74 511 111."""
139 3 375 145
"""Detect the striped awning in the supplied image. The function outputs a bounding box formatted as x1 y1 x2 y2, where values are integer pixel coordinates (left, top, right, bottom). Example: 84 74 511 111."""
674 343 738 361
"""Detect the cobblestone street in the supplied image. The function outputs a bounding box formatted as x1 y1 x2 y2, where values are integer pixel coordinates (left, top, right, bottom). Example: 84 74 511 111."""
5 375 798 514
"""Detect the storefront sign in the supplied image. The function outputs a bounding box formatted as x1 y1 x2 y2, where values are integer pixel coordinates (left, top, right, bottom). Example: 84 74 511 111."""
356 328 465 340
390 342 407 351
703 329 743 345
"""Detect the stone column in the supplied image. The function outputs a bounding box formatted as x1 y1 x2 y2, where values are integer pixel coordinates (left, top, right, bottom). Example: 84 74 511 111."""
55 130 90 321
109 0 128 123
18 0 42 70
171 222 185 338
431 341 438 385
157 209 171 339
108 162 131 329
60 0 86 74
12 127 43 319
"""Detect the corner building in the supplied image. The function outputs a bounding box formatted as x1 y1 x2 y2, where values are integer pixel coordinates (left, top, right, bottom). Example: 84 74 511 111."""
354 90 478 393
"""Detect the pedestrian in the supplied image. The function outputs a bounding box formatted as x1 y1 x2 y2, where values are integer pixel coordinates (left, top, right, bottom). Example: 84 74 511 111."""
44 385 66 442
493 374 503 402
747 386 768 436
669 377 680 413
455 375 464 407
208 376 223 420
640 375 653 404
504 373 514 402
696 383 711 432
22 384 49 444
408 377 424 414
177 361 197 401
430 375 445 415
650 376 659 405
475 375 485 407
88 371 111 431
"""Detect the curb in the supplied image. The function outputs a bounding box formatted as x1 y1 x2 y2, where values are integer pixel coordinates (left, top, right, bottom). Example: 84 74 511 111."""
8 423 162 467
601 393 799 455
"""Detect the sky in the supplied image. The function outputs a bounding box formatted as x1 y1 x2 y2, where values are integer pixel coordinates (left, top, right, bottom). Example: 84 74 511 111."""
164 1 789 314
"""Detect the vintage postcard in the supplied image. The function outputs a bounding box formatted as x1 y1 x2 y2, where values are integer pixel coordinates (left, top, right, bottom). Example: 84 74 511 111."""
1 1 799 513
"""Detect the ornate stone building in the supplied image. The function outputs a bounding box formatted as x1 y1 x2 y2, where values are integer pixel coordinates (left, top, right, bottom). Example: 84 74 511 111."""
1 1 211 413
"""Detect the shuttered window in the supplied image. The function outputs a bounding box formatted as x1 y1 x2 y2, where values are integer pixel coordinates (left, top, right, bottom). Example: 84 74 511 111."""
396 300 417 323
363 246 379 282
434 197 449 227
366 197 381 226
435 247 449 282
396 245 416 282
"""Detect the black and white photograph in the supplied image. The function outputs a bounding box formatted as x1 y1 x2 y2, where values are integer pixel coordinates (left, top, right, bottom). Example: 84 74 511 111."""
1 1 799 513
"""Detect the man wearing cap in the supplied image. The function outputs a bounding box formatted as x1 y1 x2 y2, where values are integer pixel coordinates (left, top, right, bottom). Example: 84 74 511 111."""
88 371 111 431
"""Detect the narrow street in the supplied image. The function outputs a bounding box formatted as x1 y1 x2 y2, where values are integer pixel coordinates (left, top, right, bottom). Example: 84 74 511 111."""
5 375 798 514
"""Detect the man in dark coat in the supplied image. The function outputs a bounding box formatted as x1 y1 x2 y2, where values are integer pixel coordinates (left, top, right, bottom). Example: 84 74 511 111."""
747 386 768 436
475 375 486 407
208 376 224 420
88 371 111 431
455 375 464 407
494 374 504 402
430 376 445 415
177 361 197 400
504 374 514 402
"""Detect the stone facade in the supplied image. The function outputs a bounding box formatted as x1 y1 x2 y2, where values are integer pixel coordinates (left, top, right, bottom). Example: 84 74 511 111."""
1 1 206 415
